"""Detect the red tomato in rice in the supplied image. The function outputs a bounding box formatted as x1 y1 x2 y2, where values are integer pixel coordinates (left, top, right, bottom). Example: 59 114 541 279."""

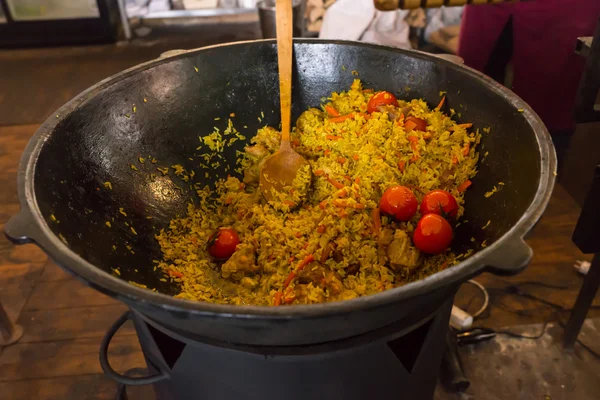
420 190 458 218
207 227 240 260
413 214 453 254
367 91 399 113
379 185 418 222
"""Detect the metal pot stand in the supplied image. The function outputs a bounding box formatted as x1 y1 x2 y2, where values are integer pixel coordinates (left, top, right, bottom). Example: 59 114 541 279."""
103 299 453 400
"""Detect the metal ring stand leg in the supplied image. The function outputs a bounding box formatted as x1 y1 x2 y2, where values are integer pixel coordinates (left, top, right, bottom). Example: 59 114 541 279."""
0 301 24 346
100 311 170 386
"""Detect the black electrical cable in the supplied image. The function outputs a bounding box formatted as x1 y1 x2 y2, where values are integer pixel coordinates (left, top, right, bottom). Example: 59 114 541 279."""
494 280 571 290
467 282 600 359
495 320 550 340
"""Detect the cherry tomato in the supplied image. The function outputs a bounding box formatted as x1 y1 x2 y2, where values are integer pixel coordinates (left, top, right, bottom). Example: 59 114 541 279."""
367 91 399 113
413 214 453 254
420 190 458 218
379 185 418 222
207 227 240 260
405 116 427 132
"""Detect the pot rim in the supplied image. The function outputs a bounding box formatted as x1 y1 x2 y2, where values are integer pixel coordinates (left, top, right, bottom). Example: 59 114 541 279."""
9 39 556 320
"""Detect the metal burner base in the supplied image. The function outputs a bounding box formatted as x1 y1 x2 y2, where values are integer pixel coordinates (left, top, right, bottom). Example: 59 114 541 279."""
125 299 452 400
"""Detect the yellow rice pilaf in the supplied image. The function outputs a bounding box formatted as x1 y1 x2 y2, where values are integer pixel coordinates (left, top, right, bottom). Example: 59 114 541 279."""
155 79 480 306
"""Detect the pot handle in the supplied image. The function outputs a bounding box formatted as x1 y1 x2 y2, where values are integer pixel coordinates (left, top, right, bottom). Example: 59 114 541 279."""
100 311 170 386
4 210 38 245
483 238 533 276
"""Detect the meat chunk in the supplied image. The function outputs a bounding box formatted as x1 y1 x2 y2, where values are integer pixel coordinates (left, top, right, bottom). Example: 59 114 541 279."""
387 230 421 271
376 104 412 122
332 250 344 263
296 261 326 285
324 271 344 295
345 263 360 276
378 227 395 265
377 105 399 121
296 261 344 295
243 144 269 186
245 144 269 159
221 243 259 280
253 126 281 152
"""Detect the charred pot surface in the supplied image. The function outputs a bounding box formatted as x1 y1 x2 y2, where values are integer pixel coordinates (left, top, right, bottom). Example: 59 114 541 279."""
4 40 555 346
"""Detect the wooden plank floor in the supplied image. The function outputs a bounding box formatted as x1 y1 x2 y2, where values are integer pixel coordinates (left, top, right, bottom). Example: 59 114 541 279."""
1 122 599 398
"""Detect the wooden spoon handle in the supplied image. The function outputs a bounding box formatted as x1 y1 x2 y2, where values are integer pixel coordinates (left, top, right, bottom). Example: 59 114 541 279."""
276 0 293 145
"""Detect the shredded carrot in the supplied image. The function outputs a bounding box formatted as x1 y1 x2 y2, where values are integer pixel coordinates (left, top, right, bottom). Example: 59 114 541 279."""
297 254 315 272
225 197 232 205
407 135 419 143
326 176 345 189
324 149 332 156
452 156 458 165
405 120 417 131
289 256 295 263
325 105 339 117
330 113 355 123
436 96 446 110
338 189 348 198
283 272 296 288
319 200 328 210
457 123 473 129
317 225 326 234
398 160 406 172
284 295 296 304
354 176 361 184
372 207 381 234
284 200 295 207
344 175 352 181
352 154 359 161
314 169 325 176
458 180 472 192
338 209 348 218
326 135 342 140
423 132 432 140
168 270 184 278
274 291 282 306
410 153 420 162
338 157 347 164
295 232 302 238
462 144 470 156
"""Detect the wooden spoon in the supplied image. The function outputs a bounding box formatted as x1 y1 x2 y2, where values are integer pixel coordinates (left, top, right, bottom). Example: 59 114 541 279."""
259 0 311 204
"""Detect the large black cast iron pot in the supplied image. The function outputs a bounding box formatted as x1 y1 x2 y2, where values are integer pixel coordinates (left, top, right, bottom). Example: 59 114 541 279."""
5 40 556 347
